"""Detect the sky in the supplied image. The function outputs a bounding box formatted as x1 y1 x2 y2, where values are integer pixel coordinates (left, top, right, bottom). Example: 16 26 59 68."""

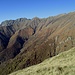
0 0 75 23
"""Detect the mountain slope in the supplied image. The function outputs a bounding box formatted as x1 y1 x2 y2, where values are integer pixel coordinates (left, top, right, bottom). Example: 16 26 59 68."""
0 12 75 75
9 47 75 75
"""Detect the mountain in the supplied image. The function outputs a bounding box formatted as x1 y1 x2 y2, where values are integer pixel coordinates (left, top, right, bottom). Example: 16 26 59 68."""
9 47 75 75
0 12 75 75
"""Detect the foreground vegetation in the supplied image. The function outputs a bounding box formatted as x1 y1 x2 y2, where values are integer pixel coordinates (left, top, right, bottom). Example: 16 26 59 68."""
9 47 75 75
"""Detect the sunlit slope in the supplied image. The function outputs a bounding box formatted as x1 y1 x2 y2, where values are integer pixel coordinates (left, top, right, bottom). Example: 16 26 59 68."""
9 47 75 75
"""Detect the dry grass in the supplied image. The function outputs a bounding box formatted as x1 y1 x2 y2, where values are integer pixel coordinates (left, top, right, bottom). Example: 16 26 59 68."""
9 47 75 75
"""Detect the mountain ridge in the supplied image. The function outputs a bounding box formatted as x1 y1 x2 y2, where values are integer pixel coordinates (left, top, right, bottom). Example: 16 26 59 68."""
0 12 75 75
0 12 69 26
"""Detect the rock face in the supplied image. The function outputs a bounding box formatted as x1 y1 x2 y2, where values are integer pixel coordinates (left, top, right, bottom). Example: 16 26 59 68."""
0 12 75 75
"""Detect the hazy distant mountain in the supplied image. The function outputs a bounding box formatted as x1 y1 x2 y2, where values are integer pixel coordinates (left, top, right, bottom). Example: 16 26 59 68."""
0 12 75 75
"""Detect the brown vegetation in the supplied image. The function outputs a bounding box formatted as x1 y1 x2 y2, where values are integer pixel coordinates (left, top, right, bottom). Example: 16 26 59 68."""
0 12 75 75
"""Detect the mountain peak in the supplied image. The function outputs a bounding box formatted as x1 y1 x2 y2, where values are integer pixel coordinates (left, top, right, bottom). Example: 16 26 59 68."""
32 17 40 20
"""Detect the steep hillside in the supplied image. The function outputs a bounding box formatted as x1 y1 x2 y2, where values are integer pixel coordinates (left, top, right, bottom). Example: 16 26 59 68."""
0 12 75 75
9 47 75 75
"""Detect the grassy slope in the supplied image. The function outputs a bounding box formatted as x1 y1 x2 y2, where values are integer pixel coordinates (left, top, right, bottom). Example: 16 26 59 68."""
9 47 75 75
